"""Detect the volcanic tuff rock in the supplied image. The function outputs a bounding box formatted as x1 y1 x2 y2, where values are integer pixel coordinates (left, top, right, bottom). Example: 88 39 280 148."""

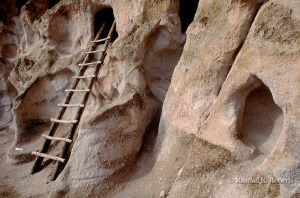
0 0 300 197
156 0 300 197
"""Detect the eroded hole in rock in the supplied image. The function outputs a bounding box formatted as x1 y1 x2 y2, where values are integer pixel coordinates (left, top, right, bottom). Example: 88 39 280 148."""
94 8 118 42
49 0 60 9
240 84 283 164
178 0 199 33
143 6 185 102
1 43 18 59
24 58 35 70
15 69 74 144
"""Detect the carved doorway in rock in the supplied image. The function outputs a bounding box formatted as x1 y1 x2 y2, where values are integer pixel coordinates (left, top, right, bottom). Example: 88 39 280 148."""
178 0 199 32
93 8 118 61
94 8 118 42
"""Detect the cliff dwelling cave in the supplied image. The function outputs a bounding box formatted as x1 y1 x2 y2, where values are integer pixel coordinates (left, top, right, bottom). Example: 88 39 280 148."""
240 83 283 165
0 0 299 197
94 7 118 42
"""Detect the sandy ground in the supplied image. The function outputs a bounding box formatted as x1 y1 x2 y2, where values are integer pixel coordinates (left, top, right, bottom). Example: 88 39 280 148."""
0 120 282 198
0 127 53 198
0 119 162 198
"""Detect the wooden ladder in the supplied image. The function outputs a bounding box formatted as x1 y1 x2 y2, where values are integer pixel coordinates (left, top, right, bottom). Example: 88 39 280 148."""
31 21 116 181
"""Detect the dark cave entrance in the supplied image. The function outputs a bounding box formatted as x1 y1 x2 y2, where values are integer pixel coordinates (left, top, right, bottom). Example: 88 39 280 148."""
49 0 60 9
178 0 199 33
94 8 118 42
16 0 29 11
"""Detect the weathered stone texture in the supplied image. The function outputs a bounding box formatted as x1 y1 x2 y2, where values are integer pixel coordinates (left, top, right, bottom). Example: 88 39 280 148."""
1 0 300 197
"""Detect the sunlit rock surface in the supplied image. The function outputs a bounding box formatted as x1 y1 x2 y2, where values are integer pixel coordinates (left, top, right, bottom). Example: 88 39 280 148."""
0 0 300 197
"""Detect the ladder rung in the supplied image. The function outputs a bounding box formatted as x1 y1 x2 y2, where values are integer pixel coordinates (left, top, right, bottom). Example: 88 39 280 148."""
50 118 78 124
65 89 90 92
31 152 65 163
58 104 85 107
85 49 105 54
91 37 111 43
78 61 102 67
72 75 95 79
42 134 73 143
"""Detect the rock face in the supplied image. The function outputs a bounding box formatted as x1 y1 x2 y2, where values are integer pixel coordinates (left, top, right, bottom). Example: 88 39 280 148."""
1 0 300 197
0 1 19 131
200 1 300 196
157 0 300 197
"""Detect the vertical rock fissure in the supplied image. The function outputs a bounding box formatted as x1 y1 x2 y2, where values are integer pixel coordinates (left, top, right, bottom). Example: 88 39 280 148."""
166 2 268 196
216 1 265 100
165 137 197 198
215 40 245 99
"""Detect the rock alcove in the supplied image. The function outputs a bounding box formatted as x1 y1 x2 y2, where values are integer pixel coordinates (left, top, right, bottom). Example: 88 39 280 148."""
240 83 283 165
0 1 300 197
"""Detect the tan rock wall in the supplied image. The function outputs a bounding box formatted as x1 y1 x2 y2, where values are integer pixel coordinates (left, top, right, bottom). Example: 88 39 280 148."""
1 0 300 197
156 0 300 197
1 0 184 196
0 1 20 131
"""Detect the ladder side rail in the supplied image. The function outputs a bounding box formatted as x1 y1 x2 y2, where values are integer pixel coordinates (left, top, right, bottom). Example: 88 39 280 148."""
31 23 106 174
81 22 106 64
51 21 116 180
31 75 85 174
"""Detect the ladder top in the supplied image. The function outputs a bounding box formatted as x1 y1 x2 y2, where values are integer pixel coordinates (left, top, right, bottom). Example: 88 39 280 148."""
85 49 105 54
91 37 111 43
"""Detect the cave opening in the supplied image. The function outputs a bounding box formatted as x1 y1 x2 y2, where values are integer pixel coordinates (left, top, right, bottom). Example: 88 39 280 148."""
16 0 29 11
94 8 118 42
240 84 283 164
178 0 199 33
49 0 60 9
